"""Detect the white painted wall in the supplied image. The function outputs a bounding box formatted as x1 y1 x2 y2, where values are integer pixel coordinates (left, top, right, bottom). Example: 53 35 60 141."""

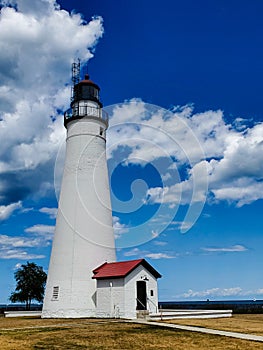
42 104 116 318
96 278 125 318
95 265 159 319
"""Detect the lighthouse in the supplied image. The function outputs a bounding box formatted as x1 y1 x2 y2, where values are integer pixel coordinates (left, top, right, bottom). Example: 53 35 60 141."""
42 70 116 318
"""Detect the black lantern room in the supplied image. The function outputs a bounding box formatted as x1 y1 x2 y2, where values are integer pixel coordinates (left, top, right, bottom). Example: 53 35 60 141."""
64 73 107 128
71 74 102 108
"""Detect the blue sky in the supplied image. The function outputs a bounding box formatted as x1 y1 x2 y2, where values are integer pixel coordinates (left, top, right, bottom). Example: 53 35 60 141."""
0 0 263 302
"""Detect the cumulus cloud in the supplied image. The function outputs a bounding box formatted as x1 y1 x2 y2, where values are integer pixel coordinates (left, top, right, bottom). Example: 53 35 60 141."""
211 179 263 207
0 0 59 17
39 207 57 219
107 101 263 211
107 102 206 165
112 216 129 239
0 0 104 207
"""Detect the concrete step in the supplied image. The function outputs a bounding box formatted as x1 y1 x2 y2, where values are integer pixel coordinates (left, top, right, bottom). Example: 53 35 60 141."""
137 310 150 319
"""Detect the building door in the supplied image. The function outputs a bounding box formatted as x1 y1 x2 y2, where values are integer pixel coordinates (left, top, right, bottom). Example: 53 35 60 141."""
136 281 147 310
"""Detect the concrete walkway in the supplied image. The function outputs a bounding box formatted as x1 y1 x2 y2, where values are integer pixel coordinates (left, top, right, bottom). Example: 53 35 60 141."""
133 319 263 342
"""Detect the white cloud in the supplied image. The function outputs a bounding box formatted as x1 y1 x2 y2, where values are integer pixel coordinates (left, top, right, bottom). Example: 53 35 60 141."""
25 224 55 240
182 287 243 298
39 207 57 219
108 102 205 166
13 263 21 270
0 234 45 248
202 245 248 253
0 249 45 260
20 207 34 213
122 244 175 259
211 179 263 207
0 201 22 220
25 224 55 234
123 248 141 257
0 232 49 260
169 220 192 231
145 253 175 259
0 1 104 206
0 0 59 16
112 216 129 239
122 247 174 259
180 286 263 299
107 101 263 209
162 172 172 181
0 223 54 260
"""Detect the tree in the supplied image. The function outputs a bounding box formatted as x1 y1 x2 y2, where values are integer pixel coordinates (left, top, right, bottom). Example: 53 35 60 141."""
9 262 47 310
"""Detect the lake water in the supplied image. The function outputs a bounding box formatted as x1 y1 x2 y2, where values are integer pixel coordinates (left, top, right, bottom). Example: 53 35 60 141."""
159 299 263 313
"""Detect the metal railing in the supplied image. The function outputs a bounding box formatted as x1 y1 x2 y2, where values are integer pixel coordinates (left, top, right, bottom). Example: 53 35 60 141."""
147 297 158 313
64 105 108 124
136 298 147 310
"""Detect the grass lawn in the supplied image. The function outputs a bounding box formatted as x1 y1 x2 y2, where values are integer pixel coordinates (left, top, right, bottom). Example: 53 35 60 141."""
163 314 263 336
0 316 263 349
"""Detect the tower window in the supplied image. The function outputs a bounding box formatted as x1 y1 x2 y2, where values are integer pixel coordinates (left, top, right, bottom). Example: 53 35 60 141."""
150 290 154 297
100 127 104 136
52 286 59 300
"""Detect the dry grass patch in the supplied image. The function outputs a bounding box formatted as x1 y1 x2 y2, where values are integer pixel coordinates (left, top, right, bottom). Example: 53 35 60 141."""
163 314 263 336
0 317 66 328
0 317 262 349
0 316 98 329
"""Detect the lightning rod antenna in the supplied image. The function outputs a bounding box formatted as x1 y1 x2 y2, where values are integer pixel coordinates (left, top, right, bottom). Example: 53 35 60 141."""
71 58 80 102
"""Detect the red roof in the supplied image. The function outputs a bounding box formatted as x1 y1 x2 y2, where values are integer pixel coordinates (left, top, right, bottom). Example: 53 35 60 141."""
92 259 161 280
78 74 100 89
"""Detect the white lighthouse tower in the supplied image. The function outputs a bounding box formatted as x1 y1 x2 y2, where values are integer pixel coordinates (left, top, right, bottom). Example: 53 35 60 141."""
42 69 116 318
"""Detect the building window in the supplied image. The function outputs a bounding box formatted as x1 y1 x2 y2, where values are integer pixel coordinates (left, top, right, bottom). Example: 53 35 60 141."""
52 286 59 300
150 290 154 297
100 127 104 136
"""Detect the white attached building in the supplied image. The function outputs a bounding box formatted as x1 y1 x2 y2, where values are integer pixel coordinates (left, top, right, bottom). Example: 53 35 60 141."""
93 259 161 319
